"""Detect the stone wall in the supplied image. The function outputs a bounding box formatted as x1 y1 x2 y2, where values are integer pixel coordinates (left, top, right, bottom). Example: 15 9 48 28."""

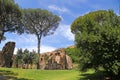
0 42 15 67
39 48 73 70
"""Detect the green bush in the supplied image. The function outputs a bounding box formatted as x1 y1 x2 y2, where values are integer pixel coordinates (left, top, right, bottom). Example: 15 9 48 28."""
71 10 120 79
65 47 80 63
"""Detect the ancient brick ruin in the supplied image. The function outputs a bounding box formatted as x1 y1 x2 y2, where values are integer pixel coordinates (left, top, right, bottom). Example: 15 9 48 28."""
39 48 73 70
0 42 72 70
0 42 15 67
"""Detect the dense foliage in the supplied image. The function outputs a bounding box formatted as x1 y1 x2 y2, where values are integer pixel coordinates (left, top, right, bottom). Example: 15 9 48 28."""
71 10 120 79
0 0 23 43
14 49 38 68
65 47 80 63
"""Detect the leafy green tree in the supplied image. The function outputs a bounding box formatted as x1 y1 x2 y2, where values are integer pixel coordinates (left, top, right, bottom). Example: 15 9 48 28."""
65 47 80 63
71 10 120 79
23 49 29 64
15 48 23 67
30 50 38 64
23 9 61 69
23 49 37 64
15 49 38 68
0 0 23 43
23 9 61 54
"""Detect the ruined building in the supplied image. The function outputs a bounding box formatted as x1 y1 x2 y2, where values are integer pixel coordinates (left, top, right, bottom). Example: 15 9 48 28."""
39 48 73 70
0 42 15 67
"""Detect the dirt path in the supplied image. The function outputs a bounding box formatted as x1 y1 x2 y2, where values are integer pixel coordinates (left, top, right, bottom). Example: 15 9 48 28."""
0 75 10 80
0 75 7 80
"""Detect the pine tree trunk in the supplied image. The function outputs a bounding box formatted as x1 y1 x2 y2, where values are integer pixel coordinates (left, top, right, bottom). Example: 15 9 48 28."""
0 31 4 43
37 34 42 69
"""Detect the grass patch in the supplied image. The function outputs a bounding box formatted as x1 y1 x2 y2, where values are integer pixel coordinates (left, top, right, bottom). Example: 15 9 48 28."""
79 69 105 80
0 67 105 80
0 67 79 80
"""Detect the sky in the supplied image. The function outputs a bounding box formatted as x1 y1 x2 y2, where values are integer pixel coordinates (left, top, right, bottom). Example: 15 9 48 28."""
0 0 119 54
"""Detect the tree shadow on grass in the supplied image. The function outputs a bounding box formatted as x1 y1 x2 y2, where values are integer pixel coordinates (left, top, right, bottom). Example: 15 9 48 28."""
0 69 33 80
80 70 106 80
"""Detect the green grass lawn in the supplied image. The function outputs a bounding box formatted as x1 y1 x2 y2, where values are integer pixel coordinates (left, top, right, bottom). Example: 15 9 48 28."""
0 67 104 80
0 67 80 80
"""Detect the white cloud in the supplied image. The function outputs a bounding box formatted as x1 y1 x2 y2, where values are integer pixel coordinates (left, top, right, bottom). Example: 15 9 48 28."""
55 24 75 41
59 15 64 21
2 33 37 44
17 34 36 44
40 45 56 53
64 27 74 41
48 5 69 13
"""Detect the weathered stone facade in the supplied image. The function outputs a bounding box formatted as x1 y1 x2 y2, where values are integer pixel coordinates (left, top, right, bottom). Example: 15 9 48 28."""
0 42 15 67
39 48 73 70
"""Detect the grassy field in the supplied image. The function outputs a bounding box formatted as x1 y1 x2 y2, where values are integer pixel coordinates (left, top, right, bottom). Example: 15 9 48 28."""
0 67 104 80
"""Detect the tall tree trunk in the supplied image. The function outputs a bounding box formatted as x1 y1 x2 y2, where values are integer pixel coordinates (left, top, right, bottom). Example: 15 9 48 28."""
37 34 42 69
0 31 4 43
38 38 40 54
